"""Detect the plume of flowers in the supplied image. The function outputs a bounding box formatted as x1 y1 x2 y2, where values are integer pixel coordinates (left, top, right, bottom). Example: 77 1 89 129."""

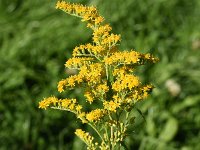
39 1 158 149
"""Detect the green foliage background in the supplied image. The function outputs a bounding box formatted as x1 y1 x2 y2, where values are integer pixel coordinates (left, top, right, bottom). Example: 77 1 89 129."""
0 0 200 149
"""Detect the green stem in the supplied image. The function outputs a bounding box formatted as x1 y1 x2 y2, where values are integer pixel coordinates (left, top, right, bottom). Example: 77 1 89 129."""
105 126 110 142
108 111 113 120
51 107 75 114
75 53 101 62
106 64 109 80
110 126 115 150
88 123 105 144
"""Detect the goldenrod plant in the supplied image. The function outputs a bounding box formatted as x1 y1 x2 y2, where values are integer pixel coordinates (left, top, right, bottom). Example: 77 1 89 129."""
39 1 158 149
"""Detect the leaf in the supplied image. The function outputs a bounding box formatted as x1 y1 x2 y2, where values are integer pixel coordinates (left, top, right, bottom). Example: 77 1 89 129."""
129 116 136 124
159 117 178 142
136 108 146 123
146 117 156 136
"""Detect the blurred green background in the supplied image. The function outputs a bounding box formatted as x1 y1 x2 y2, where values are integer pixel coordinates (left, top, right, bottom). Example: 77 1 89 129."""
0 0 200 149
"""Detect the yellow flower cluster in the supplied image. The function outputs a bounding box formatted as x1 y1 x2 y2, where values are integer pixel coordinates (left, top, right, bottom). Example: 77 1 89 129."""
132 84 154 101
93 25 121 47
93 24 112 39
75 129 98 150
84 83 108 104
112 66 133 76
56 1 121 53
72 44 106 57
104 51 139 65
86 109 106 122
79 63 105 85
104 50 158 66
112 74 140 92
57 74 82 92
65 57 93 69
103 101 120 112
39 1 158 149
56 1 104 28
96 83 109 94
58 63 105 92
39 96 58 109
39 96 83 113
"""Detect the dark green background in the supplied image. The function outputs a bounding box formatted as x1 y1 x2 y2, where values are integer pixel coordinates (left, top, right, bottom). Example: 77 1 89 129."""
0 0 200 149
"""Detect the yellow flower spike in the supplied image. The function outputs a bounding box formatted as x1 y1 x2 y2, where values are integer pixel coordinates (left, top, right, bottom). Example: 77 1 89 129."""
58 74 85 92
56 1 103 28
72 43 106 57
39 96 58 109
104 50 141 65
65 57 94 69
39 1 158 149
